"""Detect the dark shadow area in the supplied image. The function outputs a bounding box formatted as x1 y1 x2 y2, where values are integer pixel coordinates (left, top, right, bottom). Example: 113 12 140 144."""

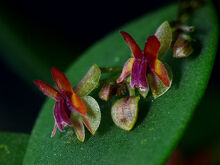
95 97 115 136
179 87 220 155
0 59 44 133
134 96 152 129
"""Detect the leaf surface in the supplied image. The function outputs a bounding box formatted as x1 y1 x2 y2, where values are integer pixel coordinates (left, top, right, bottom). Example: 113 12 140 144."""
23 3 218 165
0 132 29 165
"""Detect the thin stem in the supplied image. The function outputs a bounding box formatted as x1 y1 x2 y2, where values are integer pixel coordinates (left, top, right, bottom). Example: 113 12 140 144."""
99 74 120 86
100 67 122 73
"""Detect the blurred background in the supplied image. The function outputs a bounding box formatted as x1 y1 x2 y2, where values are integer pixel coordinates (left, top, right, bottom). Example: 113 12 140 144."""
0 0 219 163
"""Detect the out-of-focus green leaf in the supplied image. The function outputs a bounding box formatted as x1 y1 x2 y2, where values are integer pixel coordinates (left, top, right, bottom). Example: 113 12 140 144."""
0 10 81 85
23 2 218 165
179 88 220 153
0 132 29 165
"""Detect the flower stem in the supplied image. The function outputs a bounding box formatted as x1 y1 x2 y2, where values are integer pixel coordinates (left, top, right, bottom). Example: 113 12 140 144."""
100 67 122 73
99 75 120 86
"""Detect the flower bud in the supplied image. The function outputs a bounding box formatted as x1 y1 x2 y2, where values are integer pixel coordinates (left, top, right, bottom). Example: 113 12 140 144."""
173 35 193 58
116 81 127 96
99 84 115 101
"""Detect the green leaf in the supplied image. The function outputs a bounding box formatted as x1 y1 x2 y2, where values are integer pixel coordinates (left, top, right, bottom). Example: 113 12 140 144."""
179 88 220 153
23 3 218 165
0 132 29 165
0 10 81 85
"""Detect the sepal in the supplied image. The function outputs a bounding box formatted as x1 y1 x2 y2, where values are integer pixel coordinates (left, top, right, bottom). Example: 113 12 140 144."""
111 96 140 131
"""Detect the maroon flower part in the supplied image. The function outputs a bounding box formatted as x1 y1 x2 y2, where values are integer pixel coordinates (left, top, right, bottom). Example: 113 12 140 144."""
117 31 171 93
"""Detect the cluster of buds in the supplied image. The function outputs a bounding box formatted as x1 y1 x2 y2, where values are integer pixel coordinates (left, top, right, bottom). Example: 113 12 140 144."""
35 20 195 141
172 25 195 58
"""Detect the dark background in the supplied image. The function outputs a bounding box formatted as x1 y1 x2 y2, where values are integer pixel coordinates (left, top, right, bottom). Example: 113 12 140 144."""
0 0 219 134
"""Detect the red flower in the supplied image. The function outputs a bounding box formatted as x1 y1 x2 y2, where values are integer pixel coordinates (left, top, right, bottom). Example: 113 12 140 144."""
34 67 96 142
117 31 170 93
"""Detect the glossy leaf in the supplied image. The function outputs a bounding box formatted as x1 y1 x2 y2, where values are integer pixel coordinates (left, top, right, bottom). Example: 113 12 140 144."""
23 3 218 165
0 132 29 165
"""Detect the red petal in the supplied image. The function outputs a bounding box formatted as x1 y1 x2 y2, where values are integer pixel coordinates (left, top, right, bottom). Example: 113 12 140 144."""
34 80 62 101
51 67 73 96
144 35 160 62
70 93 87 115
120 31 143 58
117 58 135 83
151 59 170 87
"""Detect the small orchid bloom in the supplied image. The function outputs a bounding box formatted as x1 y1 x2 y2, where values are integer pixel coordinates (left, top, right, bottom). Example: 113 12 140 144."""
117 31 171 97
34 65 101 142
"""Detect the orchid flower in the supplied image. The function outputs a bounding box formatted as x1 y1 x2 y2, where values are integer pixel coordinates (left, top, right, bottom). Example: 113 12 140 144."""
117 31 171 98
34 65 101 142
